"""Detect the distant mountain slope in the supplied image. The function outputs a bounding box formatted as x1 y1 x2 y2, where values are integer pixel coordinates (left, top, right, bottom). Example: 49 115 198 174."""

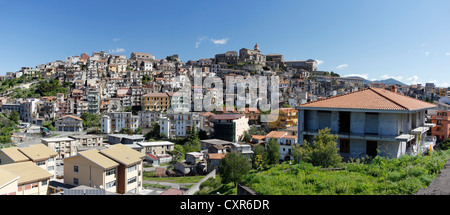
345 76 408 86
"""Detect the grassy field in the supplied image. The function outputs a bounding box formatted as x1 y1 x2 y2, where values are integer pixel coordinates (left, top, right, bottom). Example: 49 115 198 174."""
242 150 450 195
143 173 206 184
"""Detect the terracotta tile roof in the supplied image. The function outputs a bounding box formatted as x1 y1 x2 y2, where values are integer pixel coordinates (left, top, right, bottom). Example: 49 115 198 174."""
298 87 436 111
160 188 183 195
282 135 297 139
212 114 245 120
265 131 288 139
208 153 226 160
61 115 83 121
251 135 266 140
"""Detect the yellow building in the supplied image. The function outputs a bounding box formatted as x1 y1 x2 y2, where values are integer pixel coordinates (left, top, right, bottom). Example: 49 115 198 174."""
142 92 170 111
0 161 52 195
268 108 298 130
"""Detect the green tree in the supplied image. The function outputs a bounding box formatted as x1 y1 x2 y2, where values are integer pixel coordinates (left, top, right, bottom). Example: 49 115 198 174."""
294 128 342 168
81 113 101 129
198 129 208 140
145 122 160 140
183 131 201 153
252 145 267 170
266 138 280 165
240 130 252 143
9 110 20 124
219 152 252 187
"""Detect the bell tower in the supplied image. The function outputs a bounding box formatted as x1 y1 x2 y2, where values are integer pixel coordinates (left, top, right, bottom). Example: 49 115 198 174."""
254 43 260 52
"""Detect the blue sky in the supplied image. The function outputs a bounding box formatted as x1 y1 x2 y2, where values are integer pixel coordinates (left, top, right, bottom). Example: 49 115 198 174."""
0 0 449 87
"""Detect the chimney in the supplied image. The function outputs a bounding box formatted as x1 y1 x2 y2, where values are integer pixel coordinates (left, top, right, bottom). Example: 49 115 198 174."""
391 85 397 93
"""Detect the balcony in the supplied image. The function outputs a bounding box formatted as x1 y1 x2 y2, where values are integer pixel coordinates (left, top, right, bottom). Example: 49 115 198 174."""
301 130 400 142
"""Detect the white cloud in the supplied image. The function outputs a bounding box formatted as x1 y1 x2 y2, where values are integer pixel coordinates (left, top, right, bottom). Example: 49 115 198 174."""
110 47 125 53
405 75 421 85
440 82 450 88
113 38 120 42
195 36 229 48
336 64 348 70
195 36 208 48
343 73 369 79
381 74 403 81
315 60 324 66
425 51 430 56
445 52 450 56
210 38 229 45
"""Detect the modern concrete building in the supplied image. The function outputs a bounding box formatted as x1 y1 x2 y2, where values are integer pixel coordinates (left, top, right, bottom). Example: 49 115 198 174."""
210 114 250 142
296 87 437 159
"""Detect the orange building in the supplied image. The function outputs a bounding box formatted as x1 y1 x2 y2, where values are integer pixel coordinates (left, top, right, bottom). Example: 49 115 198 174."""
431 111 450 142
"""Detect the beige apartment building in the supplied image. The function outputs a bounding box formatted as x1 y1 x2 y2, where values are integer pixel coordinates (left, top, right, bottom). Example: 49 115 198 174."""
0 161 52 195
64 149 119 193
64 144 145 194
0 144 57 179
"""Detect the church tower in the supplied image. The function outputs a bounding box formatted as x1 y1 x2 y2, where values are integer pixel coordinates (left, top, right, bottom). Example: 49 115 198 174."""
254 43 260 52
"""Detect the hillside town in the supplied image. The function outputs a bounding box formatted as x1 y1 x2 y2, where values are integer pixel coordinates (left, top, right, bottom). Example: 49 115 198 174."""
0 43 449 195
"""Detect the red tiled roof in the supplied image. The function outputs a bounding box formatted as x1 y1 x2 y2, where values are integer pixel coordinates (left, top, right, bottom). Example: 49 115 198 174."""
212 114 245 120
160 188 183 195
208 153 226 160
298 87 436 111
62 115 82 121
265 131 287 139
251 135 266 140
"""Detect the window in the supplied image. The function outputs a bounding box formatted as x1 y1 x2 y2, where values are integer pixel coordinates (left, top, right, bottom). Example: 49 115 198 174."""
41 180 47 186
127 165 136 173
128 176 137 184
74 165 79 173
340 139 350 154
48 166 54 171
73 178 79 185
36 161 46 166
106 180 116 189
106 168 116 176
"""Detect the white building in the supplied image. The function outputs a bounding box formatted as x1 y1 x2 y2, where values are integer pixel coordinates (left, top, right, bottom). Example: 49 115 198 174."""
159 112 203 138
265 131 298 161
101 112 140 134
138 141 174 155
